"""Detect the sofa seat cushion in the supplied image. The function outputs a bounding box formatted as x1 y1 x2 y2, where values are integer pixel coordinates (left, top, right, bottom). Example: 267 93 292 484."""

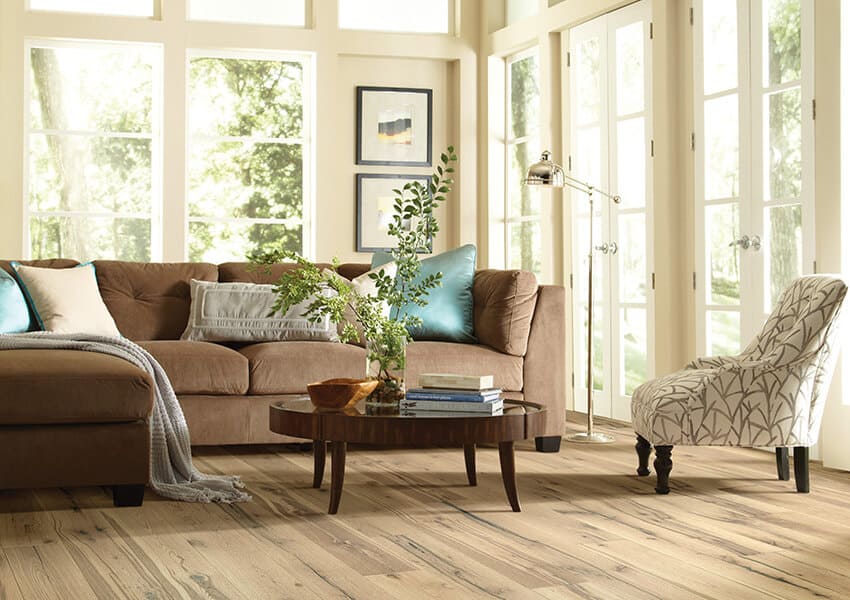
139 341 249 395
0 349 153 425
240 342 366 394
406 342 524 392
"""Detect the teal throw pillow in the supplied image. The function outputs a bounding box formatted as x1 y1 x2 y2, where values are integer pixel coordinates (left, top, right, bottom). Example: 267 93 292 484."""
0 269 31 334
372 244 477 343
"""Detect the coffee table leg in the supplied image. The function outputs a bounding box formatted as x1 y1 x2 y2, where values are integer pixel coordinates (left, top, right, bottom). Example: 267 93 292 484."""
329 441 347 514
464 444 477 486
312 440 326 489
498 441 520 512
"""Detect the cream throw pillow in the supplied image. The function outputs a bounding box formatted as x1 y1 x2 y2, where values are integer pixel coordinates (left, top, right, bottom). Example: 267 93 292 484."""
333 262 397 345
181 279 339 342
11 262 121 337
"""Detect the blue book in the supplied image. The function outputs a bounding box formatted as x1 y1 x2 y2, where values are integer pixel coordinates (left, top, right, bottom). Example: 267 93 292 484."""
405 388 502 402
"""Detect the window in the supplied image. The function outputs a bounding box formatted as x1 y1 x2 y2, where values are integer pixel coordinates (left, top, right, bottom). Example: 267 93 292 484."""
338 0 450 34
28 0 155 17
187 52 312 263
505 48 541 275
506 0 538 26
26 41 161 261
188 0 305 27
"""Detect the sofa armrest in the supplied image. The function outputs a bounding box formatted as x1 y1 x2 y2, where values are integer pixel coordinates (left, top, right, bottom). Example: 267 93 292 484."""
523 285 566 438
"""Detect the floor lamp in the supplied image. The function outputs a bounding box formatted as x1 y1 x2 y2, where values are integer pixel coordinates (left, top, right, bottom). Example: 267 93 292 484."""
525 151 620 444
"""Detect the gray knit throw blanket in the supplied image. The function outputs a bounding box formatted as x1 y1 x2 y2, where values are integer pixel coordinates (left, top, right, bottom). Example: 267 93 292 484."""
0 332 251 503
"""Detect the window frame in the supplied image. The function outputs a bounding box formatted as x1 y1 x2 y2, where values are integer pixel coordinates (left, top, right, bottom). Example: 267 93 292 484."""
337 0 455 35
22 37 164 261
184 47 315 262
504 46 542 276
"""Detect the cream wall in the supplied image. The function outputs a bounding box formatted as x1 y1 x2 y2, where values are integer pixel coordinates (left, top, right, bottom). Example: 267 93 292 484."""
0 0 479 264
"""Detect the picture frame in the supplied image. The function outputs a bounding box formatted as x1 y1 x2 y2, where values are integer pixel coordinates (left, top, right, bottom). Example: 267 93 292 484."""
356 173 432 253
356 86 432 166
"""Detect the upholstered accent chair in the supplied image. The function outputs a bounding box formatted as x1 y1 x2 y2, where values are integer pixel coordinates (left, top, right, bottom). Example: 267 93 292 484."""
631 275 847 494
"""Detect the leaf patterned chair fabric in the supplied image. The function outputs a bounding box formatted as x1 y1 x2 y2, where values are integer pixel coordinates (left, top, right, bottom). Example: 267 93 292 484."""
631 275 847 494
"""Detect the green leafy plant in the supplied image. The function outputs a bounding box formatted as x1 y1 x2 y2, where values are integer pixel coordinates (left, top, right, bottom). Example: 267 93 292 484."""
250 146 457 399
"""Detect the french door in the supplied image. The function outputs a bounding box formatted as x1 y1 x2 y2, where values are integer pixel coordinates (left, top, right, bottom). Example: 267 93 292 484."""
569 1 654 422
694 0 814 356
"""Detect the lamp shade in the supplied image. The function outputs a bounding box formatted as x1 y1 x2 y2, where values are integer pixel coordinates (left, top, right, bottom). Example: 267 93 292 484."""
523 150 565 187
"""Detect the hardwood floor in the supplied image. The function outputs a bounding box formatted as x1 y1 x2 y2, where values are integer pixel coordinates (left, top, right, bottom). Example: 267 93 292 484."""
4 415 850 599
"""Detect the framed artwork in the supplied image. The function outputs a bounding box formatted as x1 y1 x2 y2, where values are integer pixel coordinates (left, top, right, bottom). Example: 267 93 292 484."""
356 86 432 166
356 173 432 253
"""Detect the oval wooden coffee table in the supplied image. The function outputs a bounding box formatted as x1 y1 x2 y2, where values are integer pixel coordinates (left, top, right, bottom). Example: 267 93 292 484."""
269 397 545 514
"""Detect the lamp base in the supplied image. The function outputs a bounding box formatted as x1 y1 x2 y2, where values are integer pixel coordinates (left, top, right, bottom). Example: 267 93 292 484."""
565 432 615 444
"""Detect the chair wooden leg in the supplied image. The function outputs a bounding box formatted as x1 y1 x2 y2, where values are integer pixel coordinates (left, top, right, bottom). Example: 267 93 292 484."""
794 446 809 493
775 448 790 481
635 435 651 476
653 446 673 494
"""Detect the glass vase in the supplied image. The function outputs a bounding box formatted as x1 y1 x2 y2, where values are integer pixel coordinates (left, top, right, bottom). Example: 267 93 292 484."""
365 335 406 415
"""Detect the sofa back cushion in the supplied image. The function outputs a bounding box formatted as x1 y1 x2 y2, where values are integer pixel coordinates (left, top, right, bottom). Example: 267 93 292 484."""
94 261 218 340
473 269 538 356
1 260 80 329
218 262 333 284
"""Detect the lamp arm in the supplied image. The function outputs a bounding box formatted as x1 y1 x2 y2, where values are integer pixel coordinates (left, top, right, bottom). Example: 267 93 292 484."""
562 173 621 203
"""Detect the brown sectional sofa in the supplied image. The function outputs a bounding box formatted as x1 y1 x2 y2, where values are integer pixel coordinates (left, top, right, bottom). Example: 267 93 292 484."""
0 259 566 506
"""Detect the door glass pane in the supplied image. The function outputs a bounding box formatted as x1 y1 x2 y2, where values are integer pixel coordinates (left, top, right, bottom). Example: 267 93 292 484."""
509 53 539 140
575 37 602 125
575 126 601 188
706 203 741 305
339 0 449 33
619 213 646 303
704 94 740 199
509 140 541 218
621 307 647 396
708 311 740 356
189 221 302 263
189 0 305 26
616 117 645 208
578 304 605 392
765 203 802 308
30 215 150 261
29 0 153 17
703 0 738 94
615 21 644 116
766 87 802 200
508 221 541 275
574 214 603 303
765 0 802 86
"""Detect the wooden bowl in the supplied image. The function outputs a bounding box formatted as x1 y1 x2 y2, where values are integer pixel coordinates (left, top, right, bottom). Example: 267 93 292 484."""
307 378 379 411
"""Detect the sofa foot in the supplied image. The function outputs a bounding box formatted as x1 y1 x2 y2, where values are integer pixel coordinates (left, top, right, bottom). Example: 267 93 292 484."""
113 484 146 507
535 436 562 453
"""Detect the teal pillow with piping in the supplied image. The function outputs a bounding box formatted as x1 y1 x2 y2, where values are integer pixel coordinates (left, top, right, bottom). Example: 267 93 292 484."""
0 269 31 334
372 244 477 343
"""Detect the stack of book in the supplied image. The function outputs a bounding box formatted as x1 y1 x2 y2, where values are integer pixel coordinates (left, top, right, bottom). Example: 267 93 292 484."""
401 373 503 415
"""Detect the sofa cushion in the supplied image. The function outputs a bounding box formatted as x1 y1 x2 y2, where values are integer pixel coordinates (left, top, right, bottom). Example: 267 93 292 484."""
0 269 30 334
0 349 153 425
406 341 524 392
240 341 366 394
139 340 249 395
218 262 333 284
94 261 218 340
1 260 79 329
473 269 539 356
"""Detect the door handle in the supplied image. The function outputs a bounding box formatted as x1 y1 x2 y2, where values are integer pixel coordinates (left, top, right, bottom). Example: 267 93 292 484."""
594 241 618 255
729 235 751 250
750 235 761 251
